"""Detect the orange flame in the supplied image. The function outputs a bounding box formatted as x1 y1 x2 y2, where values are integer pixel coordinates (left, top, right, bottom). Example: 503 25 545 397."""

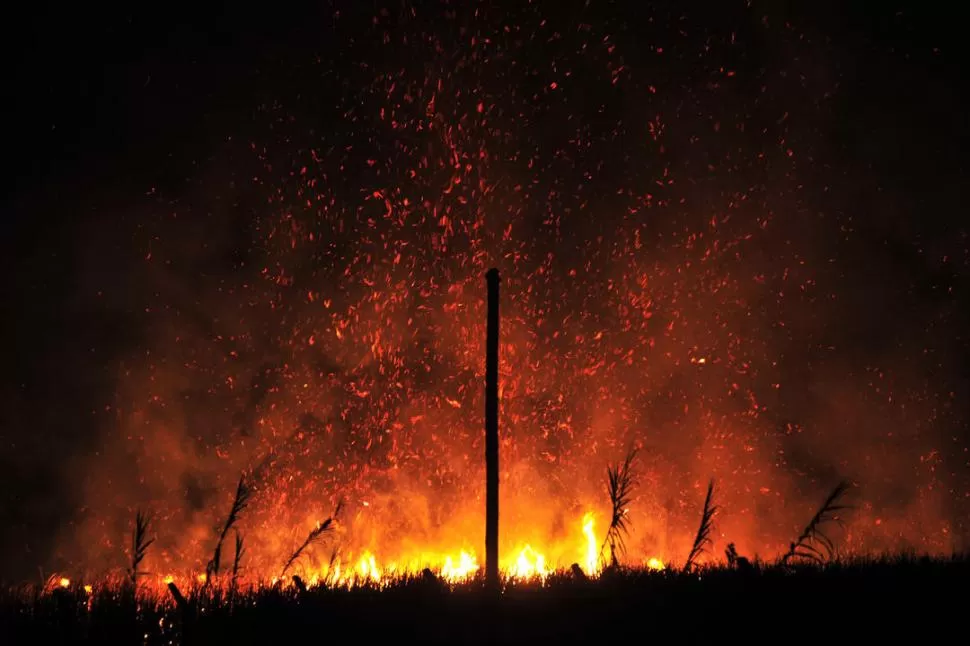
582 513 600 576
441 551 480 582
506 545 548 581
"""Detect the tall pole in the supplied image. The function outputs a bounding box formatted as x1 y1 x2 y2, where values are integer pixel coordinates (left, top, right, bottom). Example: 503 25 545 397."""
485 268 500 591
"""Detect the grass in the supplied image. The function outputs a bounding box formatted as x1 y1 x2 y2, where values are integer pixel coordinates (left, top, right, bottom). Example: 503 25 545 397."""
782 480 852 565
205 476 252 582
2 555 966 645
601 448 637 568
231 531 244 593
279 500 343 579
0 468 939 644
128 510 154 589
683 479 717 573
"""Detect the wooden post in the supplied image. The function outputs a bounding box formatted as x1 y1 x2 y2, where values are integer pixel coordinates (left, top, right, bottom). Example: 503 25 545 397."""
485 268 500 591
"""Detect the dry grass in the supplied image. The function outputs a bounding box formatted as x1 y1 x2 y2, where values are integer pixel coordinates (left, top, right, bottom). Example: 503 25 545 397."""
782 481 852 565
8 555 967 646
279 501 343 579
129 509 155 588
231 531 245 592
601 448 638 567
683 479 717 573
205 476 253 582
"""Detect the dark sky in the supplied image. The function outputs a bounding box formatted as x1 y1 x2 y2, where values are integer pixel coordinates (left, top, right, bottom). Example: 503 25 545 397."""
1 0 969 582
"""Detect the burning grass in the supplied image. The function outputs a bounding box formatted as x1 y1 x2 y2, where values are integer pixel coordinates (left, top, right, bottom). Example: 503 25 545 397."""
8 472 960 644
4 554 966 645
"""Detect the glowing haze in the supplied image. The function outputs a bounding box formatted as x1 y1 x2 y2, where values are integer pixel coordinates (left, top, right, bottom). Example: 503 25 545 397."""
44 2 966 586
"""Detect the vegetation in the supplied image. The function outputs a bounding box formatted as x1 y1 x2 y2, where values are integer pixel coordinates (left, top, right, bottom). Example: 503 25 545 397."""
205 476 252 583
2 462 937 645
279 501 343 579
683 480 717 573
600 449 638 568
782 481 852 565
128 510 154 589
3 555 966 645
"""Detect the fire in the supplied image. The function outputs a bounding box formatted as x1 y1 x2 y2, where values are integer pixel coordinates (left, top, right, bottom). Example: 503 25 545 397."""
355 552 382 584
83 585 93 594
58 577 70 588
273 514 605 589
506 545 548 581
49 0 961 597
196 573 207 585
582 513 600 576
440 551 479 582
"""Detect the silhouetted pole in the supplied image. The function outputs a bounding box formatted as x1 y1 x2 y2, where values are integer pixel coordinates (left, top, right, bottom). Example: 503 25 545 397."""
485 268 500 591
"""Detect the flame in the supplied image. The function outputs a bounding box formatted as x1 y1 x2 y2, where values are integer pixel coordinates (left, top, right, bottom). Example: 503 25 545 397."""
582 513 600 576
506 545 548 581
56 2 962 593
355 552 382 584
159 514 633 591
441 550 479 582
45 514 650 595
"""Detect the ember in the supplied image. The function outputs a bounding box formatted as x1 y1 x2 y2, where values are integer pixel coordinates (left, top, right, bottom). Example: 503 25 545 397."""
3 0 967 597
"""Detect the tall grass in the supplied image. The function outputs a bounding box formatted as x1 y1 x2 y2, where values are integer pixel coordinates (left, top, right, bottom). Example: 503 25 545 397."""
782 481 852 565
231 530 245 593
601 448 638 568
8 555 968 646
683 479 717 573
205 476 252 582
129 509 155 589
279 501 343 579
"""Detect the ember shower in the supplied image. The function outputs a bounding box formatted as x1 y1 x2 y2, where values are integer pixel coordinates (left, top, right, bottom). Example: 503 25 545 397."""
45 2 966 582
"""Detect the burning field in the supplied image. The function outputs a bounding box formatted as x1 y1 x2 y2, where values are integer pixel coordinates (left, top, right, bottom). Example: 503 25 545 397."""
2 0 969 642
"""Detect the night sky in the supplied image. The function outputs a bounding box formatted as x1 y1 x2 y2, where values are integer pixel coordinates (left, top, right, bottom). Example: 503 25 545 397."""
2 0 969 583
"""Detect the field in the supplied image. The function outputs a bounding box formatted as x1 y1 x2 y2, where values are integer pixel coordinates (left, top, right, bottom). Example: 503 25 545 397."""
2 554 965 645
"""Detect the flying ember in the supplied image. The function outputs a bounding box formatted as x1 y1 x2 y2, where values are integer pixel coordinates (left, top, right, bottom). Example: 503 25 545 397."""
45 0 964 592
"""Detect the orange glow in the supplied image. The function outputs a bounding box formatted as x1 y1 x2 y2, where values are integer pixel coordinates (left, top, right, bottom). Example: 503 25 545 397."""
440 551 479 582
83 585 93 594
582 513 600 576
56 13 961 597
58 577 70 588
246 514 613 590
355 552 382 584
506 545 548 581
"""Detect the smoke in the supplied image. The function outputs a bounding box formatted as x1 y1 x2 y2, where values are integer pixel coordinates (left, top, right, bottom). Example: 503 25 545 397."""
2 1 968 582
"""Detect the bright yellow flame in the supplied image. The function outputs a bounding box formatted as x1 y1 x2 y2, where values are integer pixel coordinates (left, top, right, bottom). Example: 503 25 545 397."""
582 513 600 576
83 585 93 594
58 577 70 588
507 545 548 581
355 552 382 583
112 514 661 593
441 550 479 582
